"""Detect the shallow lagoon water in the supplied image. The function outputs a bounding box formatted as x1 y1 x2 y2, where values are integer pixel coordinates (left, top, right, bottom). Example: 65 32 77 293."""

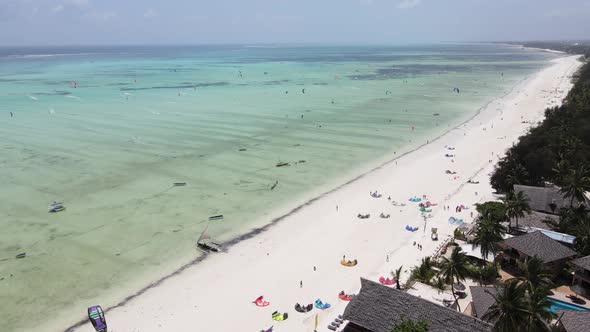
0 44 558 331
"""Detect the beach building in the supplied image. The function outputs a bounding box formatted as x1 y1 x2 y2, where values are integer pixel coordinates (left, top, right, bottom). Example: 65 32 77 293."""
501 231 577 278
514 184 588 215
572 255 590 297
342 278 493 332
557 310 590 332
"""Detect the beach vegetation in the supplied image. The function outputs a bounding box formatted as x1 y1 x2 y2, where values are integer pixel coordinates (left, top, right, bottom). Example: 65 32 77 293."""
501 191 531 230
483 280 531 332
410 257 436 284
516 256 553 292
472 212 507 261
438 247 469 312
491 61 590 194
483 279 557 332
559 164 590 207
556 205 590 255
391 317 429 332
475 201 507 223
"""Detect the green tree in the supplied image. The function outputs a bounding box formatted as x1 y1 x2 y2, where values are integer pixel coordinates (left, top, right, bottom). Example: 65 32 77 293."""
517 256 553 292
559 165 590 207
472 214 507 261
558 207 590 256
501 191 531 230
475 201 507 223
438 247 469 312
391 317 429 332
410 257 435 284
573 217 590 256
552 157 571 187
483 280 529 332
527 286 556 332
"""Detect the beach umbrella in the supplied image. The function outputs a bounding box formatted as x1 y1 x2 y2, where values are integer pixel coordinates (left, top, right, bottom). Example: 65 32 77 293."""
453 282 466 291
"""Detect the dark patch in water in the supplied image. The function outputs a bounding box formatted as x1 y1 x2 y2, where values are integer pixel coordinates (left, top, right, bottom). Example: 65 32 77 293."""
120 82 229 91
106 82 133 86
349 63 541 80
313 82 328 86
263 80 290 85
32 90 71 96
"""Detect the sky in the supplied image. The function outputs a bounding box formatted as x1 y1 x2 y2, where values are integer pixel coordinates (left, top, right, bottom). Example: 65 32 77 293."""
0 0 589 46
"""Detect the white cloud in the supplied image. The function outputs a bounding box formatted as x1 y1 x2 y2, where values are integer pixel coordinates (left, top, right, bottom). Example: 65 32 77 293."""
51 4 64 13
64 0 89 6
398 0 421 9
143 8 157 19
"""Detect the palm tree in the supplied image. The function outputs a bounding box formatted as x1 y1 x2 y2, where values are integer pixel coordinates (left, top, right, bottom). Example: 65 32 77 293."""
483 280 529 332
526 286 556 332
559 165 590 207
438 247 469 312
517 256 553 292
502 191 531 230
433 276 447 293
472 213 507 261
393 265 403 290
552 157 571 187
410 257 435 284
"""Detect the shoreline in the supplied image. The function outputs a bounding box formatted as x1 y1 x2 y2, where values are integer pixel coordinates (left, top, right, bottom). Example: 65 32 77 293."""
56 55 582 332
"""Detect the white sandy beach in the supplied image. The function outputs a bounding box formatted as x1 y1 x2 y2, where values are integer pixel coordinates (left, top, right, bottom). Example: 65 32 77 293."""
63 55 581 332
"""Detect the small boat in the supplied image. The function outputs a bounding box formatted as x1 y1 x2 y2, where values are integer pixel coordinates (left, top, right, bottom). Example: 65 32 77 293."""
208 215 224 221
15 253 26 259
173 182 187 186
196 226 222 252
48 201 65 213
276 161 290 167
238 148 247 151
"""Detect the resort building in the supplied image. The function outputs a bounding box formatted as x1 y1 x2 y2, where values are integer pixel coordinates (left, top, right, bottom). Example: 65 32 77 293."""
342 278 492 332
572 255 590 297
501 231 577 278
512 185 580 244
514 184 588 215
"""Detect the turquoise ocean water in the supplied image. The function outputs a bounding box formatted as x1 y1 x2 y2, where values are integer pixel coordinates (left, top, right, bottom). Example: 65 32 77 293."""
0 44 559 331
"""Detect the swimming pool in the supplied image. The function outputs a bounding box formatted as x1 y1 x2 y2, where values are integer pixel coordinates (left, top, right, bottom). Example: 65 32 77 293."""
547 298 590 313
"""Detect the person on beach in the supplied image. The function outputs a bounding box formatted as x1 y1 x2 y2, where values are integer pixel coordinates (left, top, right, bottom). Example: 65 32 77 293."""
386 255 389 262
10 112 13 117
336 205 338 211
300 280 303 288
313 266 316 271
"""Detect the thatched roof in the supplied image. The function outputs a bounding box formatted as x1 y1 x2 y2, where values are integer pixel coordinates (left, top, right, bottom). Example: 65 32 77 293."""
572 255 590 271
342 278 492 332
559 310 590 332
513 184 587 214
517 211 559 231
503 231 577 263
469 286 501 321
